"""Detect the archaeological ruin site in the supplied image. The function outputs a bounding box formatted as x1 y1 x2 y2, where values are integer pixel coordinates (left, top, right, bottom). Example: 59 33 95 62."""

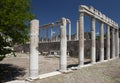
1 5 118 83
27 5 119 81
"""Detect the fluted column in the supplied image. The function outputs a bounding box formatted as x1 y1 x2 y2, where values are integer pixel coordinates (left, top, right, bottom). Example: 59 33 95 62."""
91 17 96 64
29 19 39 78
78 13 84 66
100 22 104 62
112 28 115 58
60 18 67 72
106 25 110 60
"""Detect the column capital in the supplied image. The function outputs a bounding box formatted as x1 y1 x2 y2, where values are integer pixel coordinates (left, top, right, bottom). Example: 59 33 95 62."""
79 12 84 19
61 17 67 26
107 25 110 27
91 16 96 19
30 19 39 23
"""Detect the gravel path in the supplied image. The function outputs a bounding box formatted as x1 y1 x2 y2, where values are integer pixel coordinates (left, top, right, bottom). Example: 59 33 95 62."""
0 53 120 83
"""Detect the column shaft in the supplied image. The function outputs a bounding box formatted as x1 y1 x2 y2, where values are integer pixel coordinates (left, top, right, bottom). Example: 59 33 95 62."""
42 29 44 42
68 23 71 40
60 18 67 72
30 19 39 78
115 29 119 58
76 20 79 40
46 28 48 42
91 17 96 64
100 22 104 62
106 25 110 60
112 29 115 58
51 28 53 42
56 28 58 41
116 29 119 58
78 13 84 66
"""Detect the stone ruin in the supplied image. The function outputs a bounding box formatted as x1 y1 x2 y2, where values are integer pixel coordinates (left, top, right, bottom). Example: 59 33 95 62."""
28 5 119 80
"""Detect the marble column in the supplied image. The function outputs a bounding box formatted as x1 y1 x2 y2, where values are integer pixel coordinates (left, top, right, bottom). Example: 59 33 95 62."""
112 28 115 58
76 20 79 40
29 19 39 78
46 28 48 42
106 25 110 60
56 27 59 41
116 29 119 58
68 22 71 41
60 17 67 72
115 29 119 58
42 29 44 42
91 17 96 64
51 28 53 42
78 13 84 66
100 22 104 62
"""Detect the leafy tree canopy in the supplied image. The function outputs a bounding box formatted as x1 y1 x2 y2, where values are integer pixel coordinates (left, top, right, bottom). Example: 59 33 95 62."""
0 0 34 60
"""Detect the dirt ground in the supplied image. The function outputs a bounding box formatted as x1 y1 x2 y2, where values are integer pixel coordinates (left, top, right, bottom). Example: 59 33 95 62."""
0 53 120 83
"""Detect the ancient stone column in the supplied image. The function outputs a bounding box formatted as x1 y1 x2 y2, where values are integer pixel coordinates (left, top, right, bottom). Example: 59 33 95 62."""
68 22 71 41
57 27 60 41
42 29 44 42
114 29 119 58
55 28 57 41
106 25 110 60
29 19 39 78
100 22 104 62
60 17 67 72
78 13 84 66
46 28 48 42
112 28 115 58
116 29 119 58
76 20 79 40
91 17 96 64
51 28 53 42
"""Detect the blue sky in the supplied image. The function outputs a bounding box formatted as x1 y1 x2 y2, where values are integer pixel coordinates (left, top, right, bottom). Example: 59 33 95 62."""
31 0 120 35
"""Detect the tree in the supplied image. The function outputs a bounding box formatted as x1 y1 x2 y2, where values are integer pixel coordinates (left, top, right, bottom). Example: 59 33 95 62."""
0 0 34 61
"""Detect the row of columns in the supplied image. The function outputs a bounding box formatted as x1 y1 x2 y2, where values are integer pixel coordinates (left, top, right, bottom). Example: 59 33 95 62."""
78 12 119 67
40 22 71 43
40 28 60 42
29 18 67 79
29 16 119 79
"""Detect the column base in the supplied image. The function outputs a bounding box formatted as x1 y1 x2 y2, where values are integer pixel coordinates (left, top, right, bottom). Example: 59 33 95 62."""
26 77 38 82
91 61 96 64
116 55 119 58
77 64 84 69
100 60 104 62
59 69 72 74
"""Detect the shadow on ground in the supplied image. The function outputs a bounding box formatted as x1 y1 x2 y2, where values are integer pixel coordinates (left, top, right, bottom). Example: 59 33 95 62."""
67 61 91 68
0 64 25 83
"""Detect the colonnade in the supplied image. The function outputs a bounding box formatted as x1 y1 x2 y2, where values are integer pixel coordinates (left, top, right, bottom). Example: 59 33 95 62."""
29 5 119 80
78 5 119 67
39 19 71 43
